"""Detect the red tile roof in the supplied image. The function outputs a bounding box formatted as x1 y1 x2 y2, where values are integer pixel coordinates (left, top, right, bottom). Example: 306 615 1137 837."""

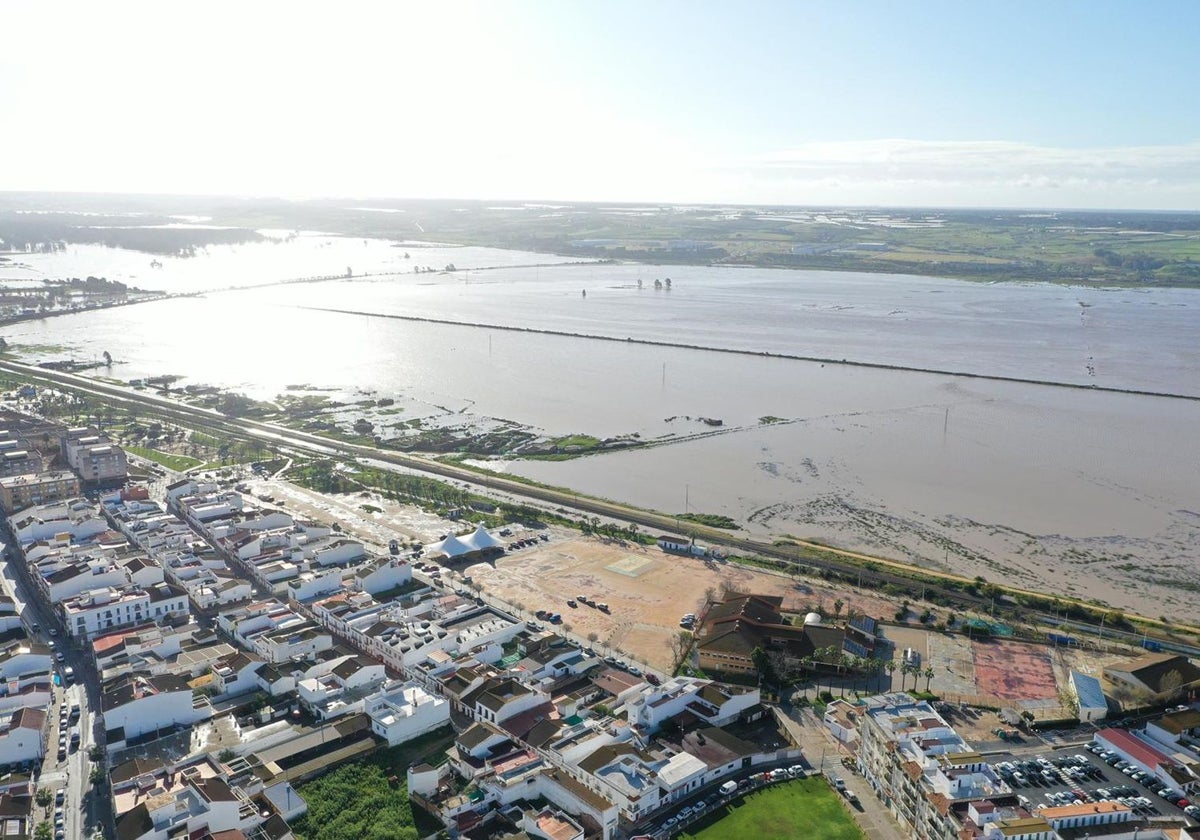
1097 727 1173 770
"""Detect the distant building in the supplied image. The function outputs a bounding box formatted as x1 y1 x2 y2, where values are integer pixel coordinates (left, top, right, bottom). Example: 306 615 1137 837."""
60 427 127 487
1103 652 1200 703
0 470 80 513
0 439 43 479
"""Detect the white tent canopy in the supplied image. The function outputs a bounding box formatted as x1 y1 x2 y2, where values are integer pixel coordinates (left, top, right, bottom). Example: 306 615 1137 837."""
428 524 505 559
469 523 505 550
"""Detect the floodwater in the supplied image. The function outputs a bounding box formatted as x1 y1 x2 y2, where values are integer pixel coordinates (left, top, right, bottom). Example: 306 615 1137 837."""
0 232 576 294
4 238 1199 619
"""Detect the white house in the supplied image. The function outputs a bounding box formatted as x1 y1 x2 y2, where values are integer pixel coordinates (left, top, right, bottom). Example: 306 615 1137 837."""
0 640 52 712
471 677 548 725
113 775 250 840
0 597 21 634
101 673 207 748
364 680 449 746
622 677 759 734
44 557 131 604
122 555 166 588
286 566 344 602
211 651 266 699
0 707 45 766
296 655 387 720
13 499 108 546
353 557 412 596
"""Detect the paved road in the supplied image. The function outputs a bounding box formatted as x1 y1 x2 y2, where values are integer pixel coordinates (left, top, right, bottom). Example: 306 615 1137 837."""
1 528 102 839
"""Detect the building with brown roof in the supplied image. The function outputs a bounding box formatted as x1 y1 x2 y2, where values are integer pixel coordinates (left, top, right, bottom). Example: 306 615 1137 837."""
1104 653 1200 702
693 592 864 677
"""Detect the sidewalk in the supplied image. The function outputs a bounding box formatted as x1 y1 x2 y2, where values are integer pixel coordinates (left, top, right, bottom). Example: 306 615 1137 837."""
780 705 908 840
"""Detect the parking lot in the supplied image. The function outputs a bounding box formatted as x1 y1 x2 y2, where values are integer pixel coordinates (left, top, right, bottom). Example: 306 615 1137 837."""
989 742 1198 826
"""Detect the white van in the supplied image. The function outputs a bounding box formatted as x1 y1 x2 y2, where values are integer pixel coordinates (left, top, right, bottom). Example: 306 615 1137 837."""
719 780 738 795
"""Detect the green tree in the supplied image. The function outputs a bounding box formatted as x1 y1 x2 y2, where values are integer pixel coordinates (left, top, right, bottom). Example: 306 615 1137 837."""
751 646 778 687
35 787 51 808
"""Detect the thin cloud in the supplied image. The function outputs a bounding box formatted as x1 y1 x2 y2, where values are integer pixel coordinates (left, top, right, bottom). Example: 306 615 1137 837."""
716 139 1200 208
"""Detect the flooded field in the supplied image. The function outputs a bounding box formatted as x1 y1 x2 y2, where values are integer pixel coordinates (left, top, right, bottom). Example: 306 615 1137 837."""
4 243 1198 621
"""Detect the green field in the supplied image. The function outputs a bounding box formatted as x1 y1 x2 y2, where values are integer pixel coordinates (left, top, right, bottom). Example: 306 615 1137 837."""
7 196 1199 288
681 778 865 840
124 445 202 472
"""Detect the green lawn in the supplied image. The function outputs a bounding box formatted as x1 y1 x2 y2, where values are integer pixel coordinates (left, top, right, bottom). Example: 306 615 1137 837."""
124 445 203 472
681 777 865 840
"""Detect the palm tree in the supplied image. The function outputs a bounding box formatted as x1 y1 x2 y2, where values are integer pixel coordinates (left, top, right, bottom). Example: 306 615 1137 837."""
924 666 935 693
884 659 897 691
868 658 884 694
824 646 841 695
856 656 871 695
798 657 813 699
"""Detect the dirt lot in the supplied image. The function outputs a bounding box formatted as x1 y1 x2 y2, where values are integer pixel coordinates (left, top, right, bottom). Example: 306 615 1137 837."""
239 476 462 551
879 624 1123 720
467 536 898 673
972 639 1059 701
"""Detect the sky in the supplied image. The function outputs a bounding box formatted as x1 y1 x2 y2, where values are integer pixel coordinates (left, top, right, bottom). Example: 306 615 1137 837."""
2 0 1199 209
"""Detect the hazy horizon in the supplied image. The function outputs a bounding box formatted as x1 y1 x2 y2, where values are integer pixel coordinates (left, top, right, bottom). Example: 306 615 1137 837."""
3 1 1199 210
3 190 1199 216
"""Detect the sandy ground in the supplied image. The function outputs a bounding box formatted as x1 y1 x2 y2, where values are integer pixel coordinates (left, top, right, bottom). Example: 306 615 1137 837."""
241 476 463 551
467 536 899 673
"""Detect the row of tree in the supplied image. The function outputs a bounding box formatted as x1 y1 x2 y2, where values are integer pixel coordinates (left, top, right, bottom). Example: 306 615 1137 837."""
752 645 936 700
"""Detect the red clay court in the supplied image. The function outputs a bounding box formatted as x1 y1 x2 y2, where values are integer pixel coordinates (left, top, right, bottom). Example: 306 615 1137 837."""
971 640 1058 701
